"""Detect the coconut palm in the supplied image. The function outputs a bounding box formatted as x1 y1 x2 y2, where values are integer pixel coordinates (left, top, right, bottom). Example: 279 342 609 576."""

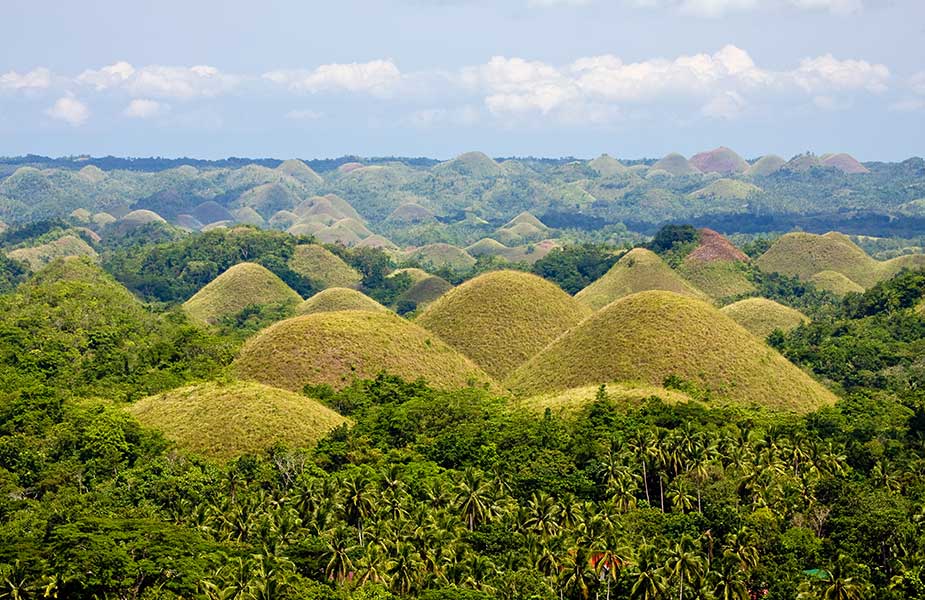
323 526 356 583
387 542 423 596
455 468 495 531
665 536 704 600
341 470 376 545
631 544 666 600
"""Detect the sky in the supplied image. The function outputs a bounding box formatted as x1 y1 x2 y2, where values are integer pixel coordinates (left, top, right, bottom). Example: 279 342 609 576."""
1 0 923 161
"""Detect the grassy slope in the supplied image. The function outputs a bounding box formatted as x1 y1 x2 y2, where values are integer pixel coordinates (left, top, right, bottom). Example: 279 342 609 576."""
809 270 865 296
517 382 693 416
407 244 476 271
576 248 708 310
720 298 809 339
288 244 362 289
297 287 389 315
756 232 925 289
7 234 98 270
128 380 347 460
234 310 497 392
417 271 592 379
678 260 755 300
505 291 836 412
182 262 301 325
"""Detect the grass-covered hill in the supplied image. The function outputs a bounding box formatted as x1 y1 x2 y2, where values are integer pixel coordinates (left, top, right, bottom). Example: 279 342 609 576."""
234 310 496 391
505 290 836 411
575 247 708 310
745 154 785 177
416 271 592 379
288 243 362 289
677 228 755 300
689 147 749 175
720 297 809 338
756 231 925 289
405 243 476 271
128 380 347 460
182 262 302 325
6 233 98 270
391 268 453 312
296 287 389 315
651 153 700 176
517 381 694 416
809 269 866 296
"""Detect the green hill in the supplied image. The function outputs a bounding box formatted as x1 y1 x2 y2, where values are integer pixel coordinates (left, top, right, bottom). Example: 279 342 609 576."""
276 159 324 185
677 229 755 300
576 248 708 310
237 184 301 219
820 153 869 174
7 234 98 270
587 154 628 177
517 382 693 416
745 155 785 177
505 291 836 412
688 179 761 201
720 298 809 338
504 212 549 230
234 310 496 391
417 271 592 379
756 232 925 289
233 206 266 227
316 222 363 246
391 269 453 311
433 151 504 178
182 262 301 325
128 381 347 460
356 235 399 250
651 153 701 176
406 244 476 271
809 270 865 296
296 287 389 315
386 202 436 224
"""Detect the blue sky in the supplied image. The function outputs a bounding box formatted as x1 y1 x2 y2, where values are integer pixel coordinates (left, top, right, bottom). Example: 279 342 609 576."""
1 0 923 160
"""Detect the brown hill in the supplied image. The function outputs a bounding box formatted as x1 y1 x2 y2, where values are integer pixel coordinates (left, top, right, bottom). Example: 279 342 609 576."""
689 147 748 175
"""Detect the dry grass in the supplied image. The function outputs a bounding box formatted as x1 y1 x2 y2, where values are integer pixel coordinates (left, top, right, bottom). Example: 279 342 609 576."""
316 223 362 246
7 234 98 270
416 270 592 379
745 155 785 177
720 298 809 338
357 235 399 250
678 260 755 300
576 248 708 310
128 380 348 460
276 159 324 185
756 231 925 289
516 382 693 416
651 153 700 176
809 270 865 296
406 244 476 271
504 212 549 230
434 151 504 177
587 154 628 177
182 262 302 325
296 287 389 315
689 147 748 175
820 153 869 174
505 290 837 412
234 310 497 392
386 202 436 224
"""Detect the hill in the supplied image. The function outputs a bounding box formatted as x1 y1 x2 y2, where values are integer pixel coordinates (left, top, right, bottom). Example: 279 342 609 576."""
182 262 302 325
406 243 476 271
517 382 693 416
7 234 98 270
505 291 836 411
821 153 869 174
651 153 701 176
587 154 628 177
237 184 301 219
391 268 453 311
504 211 549 230
678 229 755 299
356 234 399 250
192 201 234 226
720 298 809 338
688 179 761 201
416 271 592 379
689 147 748 175
386 202 436 224
128 381 347 460
234 310 496 391
755 232 925 289
433 151 504 178
575 248 708 310
276 158 324 185
809 270 865 296
745 155 786 177
296 287 389 315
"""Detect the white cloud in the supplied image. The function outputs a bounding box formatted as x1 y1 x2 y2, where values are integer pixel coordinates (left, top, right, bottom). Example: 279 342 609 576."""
285 109 324 120
625 0 864 16
678 0 760 18
701 91 748 118
78 62 237 99
123 98 167 119
264 60 402 96
793 54 889 93
787 0 862 15
45 95 89 126
0 67 52 91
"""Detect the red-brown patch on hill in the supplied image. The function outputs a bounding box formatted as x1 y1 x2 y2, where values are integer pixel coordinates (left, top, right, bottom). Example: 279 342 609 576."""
689 147 748 175
686 228 749 263
821 153 869 174
337 162 364 174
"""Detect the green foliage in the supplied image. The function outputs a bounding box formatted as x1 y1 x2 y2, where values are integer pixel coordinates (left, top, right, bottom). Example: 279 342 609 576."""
531 243 621 295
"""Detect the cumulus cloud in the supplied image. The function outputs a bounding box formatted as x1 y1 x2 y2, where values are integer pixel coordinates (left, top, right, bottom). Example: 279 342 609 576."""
264 60 402 96
457 45 889 122
123 98 167 119
78 62 237 99
0 67 52 91
45 95 89 126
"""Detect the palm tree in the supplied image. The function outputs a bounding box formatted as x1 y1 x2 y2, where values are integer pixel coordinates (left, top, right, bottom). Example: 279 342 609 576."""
525 491 561 538
387 542 423 596
711 558 749 600
356 543 389 585
323 526 356 583
821 555 866 600
665 536 704 600
666 479 695 513
561 547 597 600
628 430 657 505
631 544 666 600
341 471 376 545
455 468 494 531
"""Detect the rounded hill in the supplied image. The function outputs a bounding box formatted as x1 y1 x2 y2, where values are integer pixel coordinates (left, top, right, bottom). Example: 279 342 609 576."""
745 155 785 177
756 232 887 288
407 244 476 271
434 151 504 178
234 310 496 391
575 248 708 310
296 287 388 315
182 262 302 325
505 291 836 412
416 270 592 379
651 153 700 176
128 381 348 460
689 147 748 175
809 270 865 296
720 298 808 339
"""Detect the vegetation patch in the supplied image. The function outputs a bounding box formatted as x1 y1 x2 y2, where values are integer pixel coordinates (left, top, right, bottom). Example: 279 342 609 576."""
720 297 809 338
182 262 301 325
7 234 98 270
